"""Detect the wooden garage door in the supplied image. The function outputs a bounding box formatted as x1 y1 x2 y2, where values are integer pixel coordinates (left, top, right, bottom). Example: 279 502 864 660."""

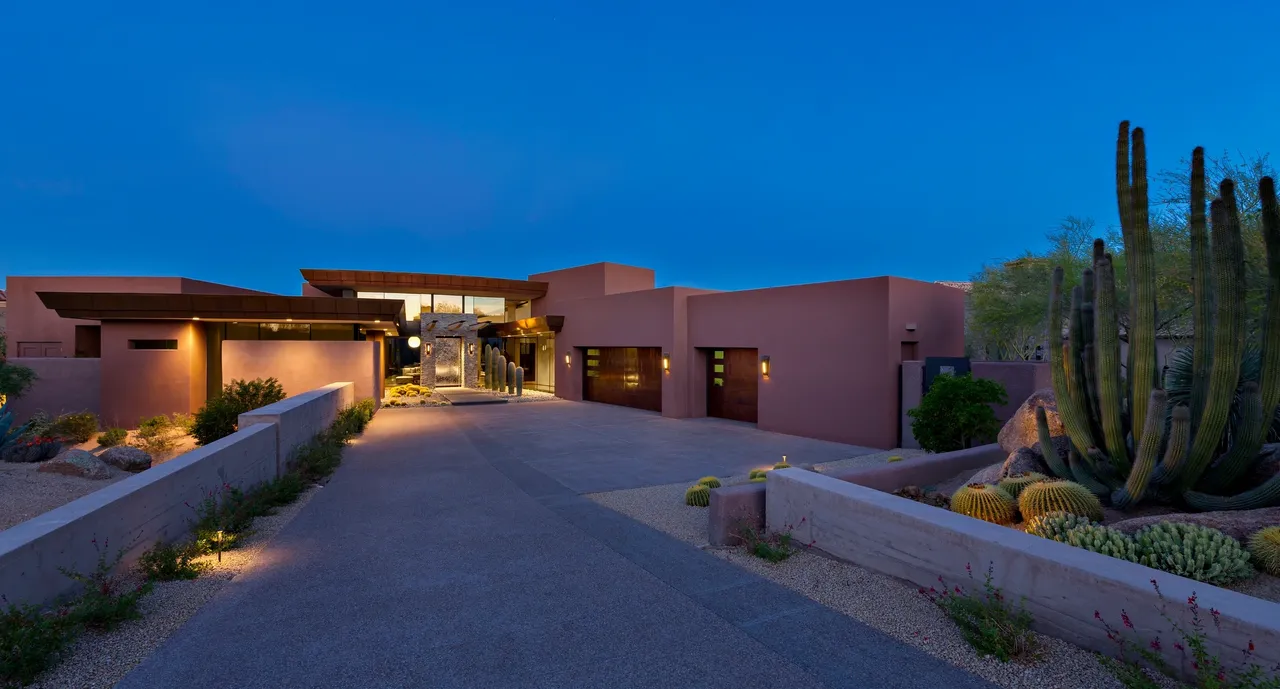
583 347 662 412
707 348 758 423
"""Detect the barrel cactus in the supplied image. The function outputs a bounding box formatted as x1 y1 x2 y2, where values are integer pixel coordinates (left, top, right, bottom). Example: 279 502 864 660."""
1247 527 1280 576
750 476 767 483
1134 522 1255 585
998 472 1049 500
1024 511 1097 543
697 476 722 489
749 469 768 480
1018 479 1105 522
773 461 791 470
685 484 711 507
1066 524 1143 563
1041 122 1280 511
950 484 1017 525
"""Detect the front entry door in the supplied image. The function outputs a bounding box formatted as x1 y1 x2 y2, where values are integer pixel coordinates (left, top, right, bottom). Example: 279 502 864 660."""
435 337 463 387
707 348 759 423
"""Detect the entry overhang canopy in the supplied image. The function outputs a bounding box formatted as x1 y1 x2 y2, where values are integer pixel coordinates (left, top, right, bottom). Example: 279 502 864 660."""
300 269 548 301
478 316 565 338
36 292 407 334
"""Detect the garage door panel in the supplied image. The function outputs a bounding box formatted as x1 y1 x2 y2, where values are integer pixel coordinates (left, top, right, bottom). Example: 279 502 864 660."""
583 347 662 412
708 348 758 423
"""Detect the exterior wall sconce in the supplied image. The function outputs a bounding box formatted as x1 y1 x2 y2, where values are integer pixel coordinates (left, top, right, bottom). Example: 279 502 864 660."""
662 352 670 373
408 336 422 349
760 355 770 379
425 342 433 357
565 352 571 367
468 342 476 355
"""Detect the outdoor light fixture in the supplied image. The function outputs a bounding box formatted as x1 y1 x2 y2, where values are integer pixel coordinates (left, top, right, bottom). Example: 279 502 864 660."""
662 352 670 372
565 353 571 367
468 343 476 355
192 316 200 321
408 336 422 349
425 342 433 356
905 323 917 332
761 355 771 379
286 318 293 322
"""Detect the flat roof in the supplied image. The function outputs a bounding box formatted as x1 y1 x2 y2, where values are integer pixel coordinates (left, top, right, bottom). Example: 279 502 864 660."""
36 292 406 334
300 269 548 301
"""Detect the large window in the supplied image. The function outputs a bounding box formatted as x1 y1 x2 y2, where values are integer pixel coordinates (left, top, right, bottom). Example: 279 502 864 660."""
222 323 358 341
465 296 505 320
358 292 423 321
432 294 463 314
260 323 311 341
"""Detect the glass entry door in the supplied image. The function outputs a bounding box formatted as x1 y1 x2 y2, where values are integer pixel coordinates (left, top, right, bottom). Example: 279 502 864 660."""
435 337 463 387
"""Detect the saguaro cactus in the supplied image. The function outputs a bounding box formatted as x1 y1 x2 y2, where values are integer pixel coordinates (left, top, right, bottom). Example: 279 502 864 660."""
498 355 508 390
1045 122 1280 511
507 362 516 394
515 367 524 396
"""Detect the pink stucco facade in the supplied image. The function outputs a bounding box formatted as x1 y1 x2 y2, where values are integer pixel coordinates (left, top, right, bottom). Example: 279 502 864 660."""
223 340 380 403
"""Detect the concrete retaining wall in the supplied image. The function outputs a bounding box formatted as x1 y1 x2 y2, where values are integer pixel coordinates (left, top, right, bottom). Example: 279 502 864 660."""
765 468 1280 678
239 382 355 476
0 423 278 606
707 444 1005 546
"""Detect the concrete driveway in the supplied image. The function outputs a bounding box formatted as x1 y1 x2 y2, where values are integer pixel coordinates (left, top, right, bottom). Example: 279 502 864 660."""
118 402 993 689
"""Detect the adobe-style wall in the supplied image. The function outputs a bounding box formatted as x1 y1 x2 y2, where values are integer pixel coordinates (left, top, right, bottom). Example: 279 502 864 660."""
900 360 1051 448
223 340 379 402
5 358 102 424
5 277 186 356
688 278 898 448
529 262 657 316
99 321 206 428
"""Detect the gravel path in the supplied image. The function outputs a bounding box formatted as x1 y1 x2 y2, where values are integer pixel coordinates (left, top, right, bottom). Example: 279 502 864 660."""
586 452 1182 689
27 483 324 688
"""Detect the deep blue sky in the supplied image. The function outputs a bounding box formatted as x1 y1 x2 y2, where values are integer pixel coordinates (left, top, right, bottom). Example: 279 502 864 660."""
4 1 1279 295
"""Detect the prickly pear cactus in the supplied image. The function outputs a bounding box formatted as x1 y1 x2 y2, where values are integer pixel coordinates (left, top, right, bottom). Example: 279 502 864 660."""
697 476 721 489
1024 511 1098 543
998 472 1049 500
1018 479 1105 522
685 484 710 507
950 484 1017 525
1134 522 1255 585
1248 526 1280 576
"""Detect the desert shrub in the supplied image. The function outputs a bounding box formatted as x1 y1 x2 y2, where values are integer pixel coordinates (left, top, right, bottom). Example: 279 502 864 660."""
135 413 191 454
0 600 74 687
330 399 376 440
60 539 151 632
18 411 53 440
908 373 1008 453
98 427 127 448
47 412 99 443
0 359 37 404
191 378 286 445
138 541 208 581
922 563 1037 663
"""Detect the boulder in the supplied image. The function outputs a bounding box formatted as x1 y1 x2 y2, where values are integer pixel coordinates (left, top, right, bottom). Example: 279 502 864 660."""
1110 506 1280 542
38 449 113 480
998 388 1063 454
966 462 1004 485
100 446 152 472
966 447 1053 485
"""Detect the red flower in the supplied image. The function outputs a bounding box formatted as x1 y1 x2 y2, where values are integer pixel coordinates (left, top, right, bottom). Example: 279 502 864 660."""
1249 641 1255 652
1121 611 1133 629
1094 611 1102 620
1149 638 1162 651
1174 642 1184 652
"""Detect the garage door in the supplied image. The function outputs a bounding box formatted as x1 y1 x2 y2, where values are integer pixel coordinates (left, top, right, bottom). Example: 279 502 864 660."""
707 348 758 423
583 347 662 412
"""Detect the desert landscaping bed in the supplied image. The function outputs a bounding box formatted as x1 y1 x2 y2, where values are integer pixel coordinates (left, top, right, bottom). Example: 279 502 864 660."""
586 452 1177 689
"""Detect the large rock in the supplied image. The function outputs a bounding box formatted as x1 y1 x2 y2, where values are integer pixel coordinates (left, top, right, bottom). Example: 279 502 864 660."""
998 388 1063 454
966 447 1054 485
1110 507 1280 542
100 446 152 472
38 449 113 480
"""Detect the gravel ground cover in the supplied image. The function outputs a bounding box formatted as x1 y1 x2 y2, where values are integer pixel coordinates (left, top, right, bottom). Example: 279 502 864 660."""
476 388 558 403
26 483 323 688
586 449 1183 689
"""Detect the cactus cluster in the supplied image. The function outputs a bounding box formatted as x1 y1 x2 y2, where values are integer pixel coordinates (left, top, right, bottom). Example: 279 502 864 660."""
1248 527 1280 576
1065 524 1143 563
1024 511 1097 543
1133 522 1254 586
697 476 722 489
997 472 1048 499
684 484 710 507
1041 123 1280 512
1017 480 1105 522
749 469 768 480
950 484 1017 525
773 462 791 470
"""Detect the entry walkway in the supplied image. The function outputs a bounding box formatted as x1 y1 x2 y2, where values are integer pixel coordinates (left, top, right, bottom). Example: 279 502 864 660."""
119 405 994 689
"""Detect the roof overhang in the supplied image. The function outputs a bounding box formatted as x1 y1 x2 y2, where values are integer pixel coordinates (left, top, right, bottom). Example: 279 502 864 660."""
478 316 565 338
36 292 406 335
300 269 548 301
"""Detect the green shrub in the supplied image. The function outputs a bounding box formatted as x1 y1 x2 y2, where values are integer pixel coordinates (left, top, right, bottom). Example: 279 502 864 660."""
0 359 37 403
17 411 53 440
0 602 74 687
921 564 1037 663
138 541 208 581
734 523 797 562
60 539 151 632
192 378 286 445
98 427 127 448
908 373 1008 453
47 412 99 443
135 413 194 453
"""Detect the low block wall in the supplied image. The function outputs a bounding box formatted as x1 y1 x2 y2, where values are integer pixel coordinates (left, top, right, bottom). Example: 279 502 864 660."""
900 360 1050 448
6 357 102 424
765 469 1280 678
0 423 278 606
238 382 355 476
707 444 1004 546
